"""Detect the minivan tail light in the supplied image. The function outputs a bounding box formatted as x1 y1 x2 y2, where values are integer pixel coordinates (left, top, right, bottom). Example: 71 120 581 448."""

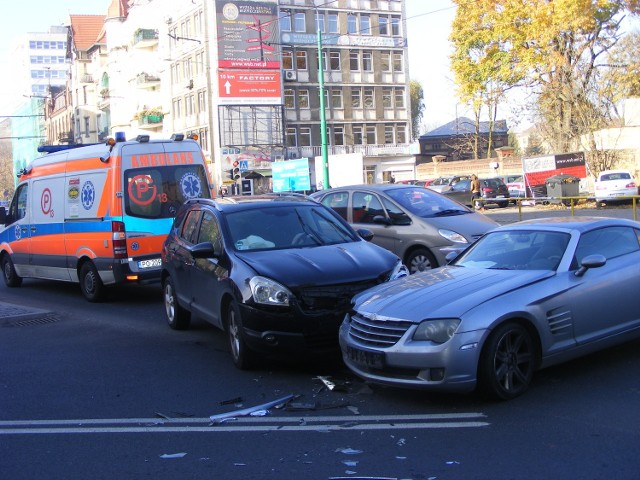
112 221 128 258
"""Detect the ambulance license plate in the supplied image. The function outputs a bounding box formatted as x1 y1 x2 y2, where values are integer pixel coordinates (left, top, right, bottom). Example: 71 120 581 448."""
138 258 162 269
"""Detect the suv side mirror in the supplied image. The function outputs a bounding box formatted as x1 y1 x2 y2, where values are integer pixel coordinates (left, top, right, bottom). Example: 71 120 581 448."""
0 207 7 225
189 242 217 259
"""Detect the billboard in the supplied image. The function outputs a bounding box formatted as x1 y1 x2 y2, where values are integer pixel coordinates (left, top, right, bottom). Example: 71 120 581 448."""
523 152 586 197
218 69 281 104
272 158 311 192
216 0 280 69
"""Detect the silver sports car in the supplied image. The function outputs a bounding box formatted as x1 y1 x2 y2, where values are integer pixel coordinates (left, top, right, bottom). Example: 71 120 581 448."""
340 217 640 400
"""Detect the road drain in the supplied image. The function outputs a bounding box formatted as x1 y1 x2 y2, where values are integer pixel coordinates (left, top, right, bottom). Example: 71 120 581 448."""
3 314 60 328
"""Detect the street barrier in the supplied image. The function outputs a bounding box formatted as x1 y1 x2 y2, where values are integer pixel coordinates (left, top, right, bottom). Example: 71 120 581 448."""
510 196 639 222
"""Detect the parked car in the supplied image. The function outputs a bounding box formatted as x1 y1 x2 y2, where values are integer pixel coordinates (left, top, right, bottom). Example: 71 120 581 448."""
503 175 526 200
310 184 498 273
443 177 510 208
339 216 640 400
427 175 471 193
161 194 408 369
594 169 638 204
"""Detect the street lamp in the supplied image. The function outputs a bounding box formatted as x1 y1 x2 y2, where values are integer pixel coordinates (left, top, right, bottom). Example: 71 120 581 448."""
316 11 329 190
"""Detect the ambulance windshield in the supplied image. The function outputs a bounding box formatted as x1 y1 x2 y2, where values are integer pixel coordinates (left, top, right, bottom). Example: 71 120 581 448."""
124 165 211 219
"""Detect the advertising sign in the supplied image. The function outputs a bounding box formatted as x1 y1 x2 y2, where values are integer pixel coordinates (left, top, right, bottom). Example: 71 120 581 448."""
272 158 311 192
218 69 281 104
523 152 586 197
216 0 280 69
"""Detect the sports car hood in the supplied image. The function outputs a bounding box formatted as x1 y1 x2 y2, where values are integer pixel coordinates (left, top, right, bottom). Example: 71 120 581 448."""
353 266 554 321
235 241 398 287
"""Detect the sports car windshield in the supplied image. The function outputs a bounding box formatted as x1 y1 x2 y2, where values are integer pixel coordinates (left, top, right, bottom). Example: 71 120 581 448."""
225 205 358 251
453 230 571 271
385 187 471 218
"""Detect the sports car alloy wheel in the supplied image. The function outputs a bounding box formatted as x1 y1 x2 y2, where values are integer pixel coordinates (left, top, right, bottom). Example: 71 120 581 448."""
480 322 536 400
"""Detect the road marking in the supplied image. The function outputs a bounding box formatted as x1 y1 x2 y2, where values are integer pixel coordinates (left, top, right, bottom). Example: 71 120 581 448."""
0 413 489 435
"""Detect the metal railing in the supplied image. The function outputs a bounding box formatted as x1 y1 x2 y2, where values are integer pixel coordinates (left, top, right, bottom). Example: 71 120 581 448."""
510 196 639 222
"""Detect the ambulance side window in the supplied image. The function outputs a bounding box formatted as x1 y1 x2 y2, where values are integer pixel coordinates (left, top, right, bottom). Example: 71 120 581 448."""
8 184 28 224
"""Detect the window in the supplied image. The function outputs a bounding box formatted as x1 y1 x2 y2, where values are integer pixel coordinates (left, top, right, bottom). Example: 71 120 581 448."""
295 51 307 70
352 192 384 224
364 165 376 184
284 88 295 109
331 89 343 108
360 15 371 35
366 125 376 144
333 126 344 145
381 51 391 71
282 50 293 70
391 16 401 36
315 12 325 33
181 210 202 244
382 88 392 108
575 227 640 264
299 127 311 146
397 124 407 143
379 17 389 35
328 14 339 33
9 184 28 222
197 212 222 253
394 87 405 108
351 88 361 108
393 52 403 71
347 14 357 34
362 51 373 71
173 98 182 119
186 94 195 116
385 125 394 143
286 127 297 146
298 89 310 108
329 51 341 70
281 10 292 32
349 51 359 71
84 117 90 136
353 125 363 144
197 90 206 113
363 88 374 108
294 12 306 32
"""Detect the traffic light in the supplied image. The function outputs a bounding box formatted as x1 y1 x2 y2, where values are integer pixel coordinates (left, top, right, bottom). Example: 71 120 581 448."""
231 160 241 180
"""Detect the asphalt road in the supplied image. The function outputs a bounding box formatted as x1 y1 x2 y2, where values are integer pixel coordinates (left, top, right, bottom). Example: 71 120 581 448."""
2 273 640 479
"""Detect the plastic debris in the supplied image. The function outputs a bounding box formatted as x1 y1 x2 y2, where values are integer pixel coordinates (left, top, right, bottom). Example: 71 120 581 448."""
342 460 359 467
346 405 360 415
447 460 461 465
314 376 350 392
249 409 269 417
209 393 296 424
315 376 337 390
336 448 363 455
160 453 187 459
396 438 406 446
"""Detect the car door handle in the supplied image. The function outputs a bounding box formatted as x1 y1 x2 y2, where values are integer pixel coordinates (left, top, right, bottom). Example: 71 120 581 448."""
30 226 37 233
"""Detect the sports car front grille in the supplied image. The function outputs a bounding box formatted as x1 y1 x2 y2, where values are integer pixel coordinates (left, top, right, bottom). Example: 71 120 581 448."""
348 313 413 348
296 279 380 313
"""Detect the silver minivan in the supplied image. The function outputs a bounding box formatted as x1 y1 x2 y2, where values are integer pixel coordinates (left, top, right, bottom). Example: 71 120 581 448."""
311 184 498 273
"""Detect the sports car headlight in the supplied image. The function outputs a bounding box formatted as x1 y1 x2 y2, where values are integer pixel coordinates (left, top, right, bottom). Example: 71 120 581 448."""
438 229 468 244
413 319 461 344
249 276 292 306
388 260 409 281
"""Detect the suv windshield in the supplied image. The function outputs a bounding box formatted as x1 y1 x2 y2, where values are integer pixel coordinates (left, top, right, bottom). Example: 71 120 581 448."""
124 165 210 218
386 187 470 218
225 205 358 251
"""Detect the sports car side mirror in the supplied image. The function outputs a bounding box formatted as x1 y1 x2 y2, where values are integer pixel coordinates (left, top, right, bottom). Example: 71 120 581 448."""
575 254 606 277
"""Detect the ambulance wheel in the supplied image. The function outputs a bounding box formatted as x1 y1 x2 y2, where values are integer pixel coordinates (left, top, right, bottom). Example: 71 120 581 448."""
79 261 106 302
2 254 22 288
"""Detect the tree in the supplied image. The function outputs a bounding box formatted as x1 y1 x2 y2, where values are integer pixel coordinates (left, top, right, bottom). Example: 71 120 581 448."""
450 0 640 157
409 80 425 141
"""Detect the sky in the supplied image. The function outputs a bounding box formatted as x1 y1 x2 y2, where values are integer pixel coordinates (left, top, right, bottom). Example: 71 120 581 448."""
0 0 459 131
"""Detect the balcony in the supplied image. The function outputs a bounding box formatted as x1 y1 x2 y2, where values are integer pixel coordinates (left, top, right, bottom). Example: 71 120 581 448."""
132 29 159 48
135 72 160 88
285 143 413 159
80 74 94 83
58 131 73 143
138 113 164 128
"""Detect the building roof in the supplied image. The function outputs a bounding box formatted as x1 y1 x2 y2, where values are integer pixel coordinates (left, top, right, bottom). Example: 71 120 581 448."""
69 15 106 51
420 117 509 139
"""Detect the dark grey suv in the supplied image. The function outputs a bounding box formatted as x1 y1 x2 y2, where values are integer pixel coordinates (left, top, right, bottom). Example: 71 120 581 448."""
161 195 407 369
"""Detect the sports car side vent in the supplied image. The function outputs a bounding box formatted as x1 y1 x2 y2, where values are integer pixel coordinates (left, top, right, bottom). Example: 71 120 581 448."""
348 313 412 347
547 308 573 335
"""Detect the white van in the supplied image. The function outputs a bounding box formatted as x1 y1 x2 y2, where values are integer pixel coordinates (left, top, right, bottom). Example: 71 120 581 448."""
0 133 213 301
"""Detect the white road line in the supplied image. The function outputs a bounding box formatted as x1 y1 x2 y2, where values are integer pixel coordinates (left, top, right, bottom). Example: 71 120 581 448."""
0 413 489 435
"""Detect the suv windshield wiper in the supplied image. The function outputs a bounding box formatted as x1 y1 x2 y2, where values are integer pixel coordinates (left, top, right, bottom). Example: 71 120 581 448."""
432 209 469 217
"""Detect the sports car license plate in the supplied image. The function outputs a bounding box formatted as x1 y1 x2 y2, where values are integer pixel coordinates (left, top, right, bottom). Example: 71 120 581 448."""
347 346 384 369
138 258 162 269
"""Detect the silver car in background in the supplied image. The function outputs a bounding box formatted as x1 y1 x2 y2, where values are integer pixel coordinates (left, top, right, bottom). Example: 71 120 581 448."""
339 217 640 400
311 184 497 273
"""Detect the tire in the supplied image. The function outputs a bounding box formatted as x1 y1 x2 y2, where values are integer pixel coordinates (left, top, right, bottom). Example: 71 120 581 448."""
2 254 22 288
478 322 536 400
498 201 509 208
79 261 106 302
163 275 191 330
405 248 437 274
226 300 257 370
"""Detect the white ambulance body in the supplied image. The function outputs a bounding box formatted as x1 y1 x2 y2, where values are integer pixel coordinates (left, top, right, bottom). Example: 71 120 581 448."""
0 134 213 301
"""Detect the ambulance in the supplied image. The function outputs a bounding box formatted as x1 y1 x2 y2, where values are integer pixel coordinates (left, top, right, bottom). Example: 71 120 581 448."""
0 133 213 301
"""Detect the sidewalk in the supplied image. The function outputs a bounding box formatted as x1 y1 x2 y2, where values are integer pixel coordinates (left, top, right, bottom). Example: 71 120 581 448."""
0 301 52 322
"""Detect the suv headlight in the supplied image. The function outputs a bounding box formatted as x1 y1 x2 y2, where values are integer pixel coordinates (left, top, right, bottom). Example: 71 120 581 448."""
388 260 409 281
413 318 461 344
249 276 292 306
439 229 468 244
